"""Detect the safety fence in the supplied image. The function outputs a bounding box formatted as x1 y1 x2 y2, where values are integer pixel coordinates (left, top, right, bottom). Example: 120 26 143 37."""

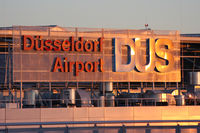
0 120 200 133
0 97 198 108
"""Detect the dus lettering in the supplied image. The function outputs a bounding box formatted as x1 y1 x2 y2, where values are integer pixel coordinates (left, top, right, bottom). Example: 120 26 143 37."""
114 38 174 72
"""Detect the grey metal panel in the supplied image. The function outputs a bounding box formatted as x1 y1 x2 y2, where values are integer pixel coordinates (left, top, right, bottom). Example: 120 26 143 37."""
189 72 200 85
0 55 7 83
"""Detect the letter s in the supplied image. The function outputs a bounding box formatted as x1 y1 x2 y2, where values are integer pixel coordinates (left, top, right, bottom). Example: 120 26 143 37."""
155 39 174 72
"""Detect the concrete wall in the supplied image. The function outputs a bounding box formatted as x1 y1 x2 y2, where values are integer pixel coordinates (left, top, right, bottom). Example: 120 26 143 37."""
0 106 200 126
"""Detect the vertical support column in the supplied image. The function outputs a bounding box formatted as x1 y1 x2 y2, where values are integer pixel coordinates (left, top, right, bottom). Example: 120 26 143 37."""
65 82 68 104
164 82 167 90
197 123 200 133
176 124 180 133
8 42 12 98
76 82 79 105
36 82 40 107
36 82 40 89
141 82 144 93
65 125 69 133
102 28 104 38
76 82 78 90
75 28 78 39
20 26 23 109
49 82 52 108
5 126 8 133
39 125 43 133
14 89 17 103
177 82 180 95
145 123 151 133
102 82 105 96
141 82 144 105
20 82 23 109
65 82 68 89
118 125 126 133
152 82 155 90
48 27 50 36
181 38 184 88
91 82 93 99
93 124 98 133
117 82 119 96
128 82 130 93
99 83 105 107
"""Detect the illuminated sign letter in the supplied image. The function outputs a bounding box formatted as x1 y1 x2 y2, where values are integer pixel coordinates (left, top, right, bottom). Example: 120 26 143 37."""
135 38 155 72
53 57 64 72
23 35 34 50
155 39 174 72
114 38 135 72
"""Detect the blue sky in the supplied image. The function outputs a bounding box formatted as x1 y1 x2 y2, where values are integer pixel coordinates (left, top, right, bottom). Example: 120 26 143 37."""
0 0 200 33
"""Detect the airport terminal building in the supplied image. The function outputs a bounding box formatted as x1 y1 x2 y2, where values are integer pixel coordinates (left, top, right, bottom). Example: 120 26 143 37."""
0 25 200 108
1 25 200 132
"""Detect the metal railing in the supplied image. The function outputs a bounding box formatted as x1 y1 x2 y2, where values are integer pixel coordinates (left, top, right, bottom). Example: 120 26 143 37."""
0 97 199 108
0 120 200 133
0 98 200 108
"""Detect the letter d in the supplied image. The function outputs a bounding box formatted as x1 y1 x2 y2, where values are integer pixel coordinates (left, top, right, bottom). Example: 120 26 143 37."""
23 35 34 50
114 38 135 72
